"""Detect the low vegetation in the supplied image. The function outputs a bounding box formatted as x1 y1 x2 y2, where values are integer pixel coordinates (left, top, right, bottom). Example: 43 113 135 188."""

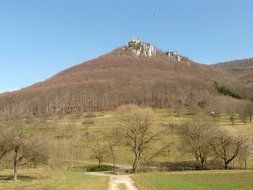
0 168 109 190
133 170 253 190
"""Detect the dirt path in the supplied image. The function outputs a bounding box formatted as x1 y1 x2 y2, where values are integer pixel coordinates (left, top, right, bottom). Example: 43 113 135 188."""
109 175 138 190
87 172 138 190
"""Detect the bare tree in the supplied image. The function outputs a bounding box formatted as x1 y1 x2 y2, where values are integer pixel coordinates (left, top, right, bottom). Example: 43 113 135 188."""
246 102 253 122
0 123 49 181
237 101 253 124
239 109 248 124
229 114 235 125
109 144 116 174
180 121 215 169
237 143 250 169
117 105 169 173
0 126 13 160
106 128 121 174
11 129 49 180
91 136 109 168
210 131 248 169
66 122 81 171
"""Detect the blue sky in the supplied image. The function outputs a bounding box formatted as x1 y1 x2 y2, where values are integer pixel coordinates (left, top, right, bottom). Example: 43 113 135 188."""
1 0 253 93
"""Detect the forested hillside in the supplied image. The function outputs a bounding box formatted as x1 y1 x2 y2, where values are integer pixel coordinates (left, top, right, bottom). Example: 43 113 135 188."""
0 44 250 118
213 58 253 100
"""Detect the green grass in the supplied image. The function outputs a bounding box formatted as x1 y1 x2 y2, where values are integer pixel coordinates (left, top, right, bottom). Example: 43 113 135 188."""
0 168 109 190
132 170 253 190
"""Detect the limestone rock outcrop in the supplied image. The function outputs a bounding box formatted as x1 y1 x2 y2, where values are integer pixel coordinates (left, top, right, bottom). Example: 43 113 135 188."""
166 51 183 62
127 38 157 57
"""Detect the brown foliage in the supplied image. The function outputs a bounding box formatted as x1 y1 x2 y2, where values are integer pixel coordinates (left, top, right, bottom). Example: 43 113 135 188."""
0 48 250 117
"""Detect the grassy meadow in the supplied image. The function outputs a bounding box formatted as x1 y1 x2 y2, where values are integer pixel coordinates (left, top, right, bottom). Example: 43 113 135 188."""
0 168 109 190
132 170 253 190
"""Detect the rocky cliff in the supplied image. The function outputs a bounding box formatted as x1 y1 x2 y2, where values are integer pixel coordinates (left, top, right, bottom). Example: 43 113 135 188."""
126 38 157 57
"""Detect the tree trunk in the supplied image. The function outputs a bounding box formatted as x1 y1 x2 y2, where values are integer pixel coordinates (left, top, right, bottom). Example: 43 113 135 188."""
224 161 228 170
244 159 247 170
109 145 116 174
200 158 205 169
112 159 116 174
14 167 18 181
132 153 140 173
68 160 72 172
13 149 18 181
98 160 101 168
194 158 200 170
132 161 138 173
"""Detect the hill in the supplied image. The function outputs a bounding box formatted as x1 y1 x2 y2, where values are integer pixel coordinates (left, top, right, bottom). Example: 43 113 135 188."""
213 58 253 100
0 40 248 117
213 58 253 70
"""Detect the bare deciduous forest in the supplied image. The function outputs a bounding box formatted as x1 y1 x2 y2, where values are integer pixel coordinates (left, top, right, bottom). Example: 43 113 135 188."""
0 49 252 118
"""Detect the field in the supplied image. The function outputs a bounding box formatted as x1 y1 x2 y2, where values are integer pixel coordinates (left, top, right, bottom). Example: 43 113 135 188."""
0 168 109 190
133 170 253 190
1 108 253 189
16 108 253 168
1 168 253 190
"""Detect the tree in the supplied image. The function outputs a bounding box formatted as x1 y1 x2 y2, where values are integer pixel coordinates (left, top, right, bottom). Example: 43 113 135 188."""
117 105 170 173
229 114 235 125
180 121 215 169
0 126 13 160
109 144 116 173
210 131 247 169
214 81 241 99
65 123 81 171
239 112 248 124
106 128 121 174
246 102 253 122
237 143 250 169
91 136 109 168
238 101 253 124
23 137 49 169
11 132 49 180
0 125 49 181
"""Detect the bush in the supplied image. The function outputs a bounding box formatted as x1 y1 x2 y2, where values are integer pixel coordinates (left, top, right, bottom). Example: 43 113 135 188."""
85 112 97 118
82 119 94 125
73 164 116 172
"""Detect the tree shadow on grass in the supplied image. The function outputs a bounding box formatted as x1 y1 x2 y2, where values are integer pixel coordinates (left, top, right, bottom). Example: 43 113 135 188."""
0 175 36 181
